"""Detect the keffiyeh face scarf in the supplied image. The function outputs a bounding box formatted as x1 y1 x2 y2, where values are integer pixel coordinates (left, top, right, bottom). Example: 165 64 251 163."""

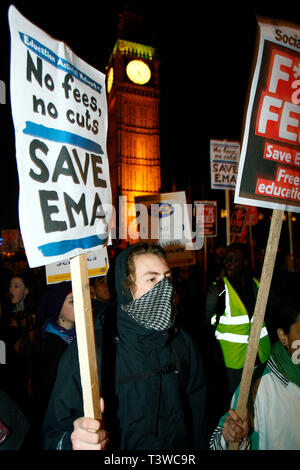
121 277 177 331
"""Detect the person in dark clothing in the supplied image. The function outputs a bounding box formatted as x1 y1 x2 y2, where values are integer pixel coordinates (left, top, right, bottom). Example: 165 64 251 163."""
173 265 205 342
267 250 300 344
90 275 114 319
37 281 75 417
0 388 30 450
42 243 208 450
3 272 39 415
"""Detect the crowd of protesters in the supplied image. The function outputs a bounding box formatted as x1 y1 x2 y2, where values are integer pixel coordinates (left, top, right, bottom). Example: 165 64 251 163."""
0 239 299 451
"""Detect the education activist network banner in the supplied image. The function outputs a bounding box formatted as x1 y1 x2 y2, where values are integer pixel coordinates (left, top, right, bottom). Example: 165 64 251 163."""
235 17 300 213
45 246 109 284
9 6 112 267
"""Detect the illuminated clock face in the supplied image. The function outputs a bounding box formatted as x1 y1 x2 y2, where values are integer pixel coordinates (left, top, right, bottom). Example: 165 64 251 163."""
126 60 151 85
107 67 114 93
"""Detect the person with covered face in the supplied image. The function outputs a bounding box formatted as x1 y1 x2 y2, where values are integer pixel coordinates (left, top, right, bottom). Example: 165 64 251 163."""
42 243 208 450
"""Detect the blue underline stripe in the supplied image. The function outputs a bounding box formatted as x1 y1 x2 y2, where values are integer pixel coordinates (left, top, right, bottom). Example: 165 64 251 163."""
212 159 238 164
38 234 107 257
23 122 103 154
213 184 235 189
211 160 238 164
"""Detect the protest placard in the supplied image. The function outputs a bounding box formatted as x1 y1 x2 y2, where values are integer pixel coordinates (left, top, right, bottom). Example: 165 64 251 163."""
231 204 248 236
210 139 240 243
229 17 300 449
194 200 217 288
9 6 112 268
235 18 300 214
45 246 109 284
194 201 217 237
9 6 112 422
210 140 240 190
246 206 258 226
134 191 197 267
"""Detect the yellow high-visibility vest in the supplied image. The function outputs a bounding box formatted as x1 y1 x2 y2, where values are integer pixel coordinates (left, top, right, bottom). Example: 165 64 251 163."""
211 277 271 369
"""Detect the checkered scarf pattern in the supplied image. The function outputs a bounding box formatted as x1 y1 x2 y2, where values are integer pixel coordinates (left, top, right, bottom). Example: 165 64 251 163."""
121 277 177 331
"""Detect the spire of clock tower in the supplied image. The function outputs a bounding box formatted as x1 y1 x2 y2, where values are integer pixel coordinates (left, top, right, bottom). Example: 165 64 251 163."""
107 7 161 243
117 9 143 41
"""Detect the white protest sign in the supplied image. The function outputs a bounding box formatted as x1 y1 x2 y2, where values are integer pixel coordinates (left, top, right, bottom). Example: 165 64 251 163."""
210 140 240 190
134 191 196 267
45 247 109 284
9 6 112 268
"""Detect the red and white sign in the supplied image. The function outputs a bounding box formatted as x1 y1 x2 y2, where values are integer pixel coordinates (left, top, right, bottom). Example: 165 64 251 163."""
235 18 300 213
231 205 248 235
246 206 258 225
194 201 217 237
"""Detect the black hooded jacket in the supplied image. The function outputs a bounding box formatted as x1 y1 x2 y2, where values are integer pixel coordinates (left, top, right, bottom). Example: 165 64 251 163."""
42 246 208 450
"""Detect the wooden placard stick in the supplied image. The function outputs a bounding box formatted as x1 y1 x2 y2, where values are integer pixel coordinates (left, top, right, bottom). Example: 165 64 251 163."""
70 253 102 420
228 209 283 450
288 211 294 271
225 190 231 245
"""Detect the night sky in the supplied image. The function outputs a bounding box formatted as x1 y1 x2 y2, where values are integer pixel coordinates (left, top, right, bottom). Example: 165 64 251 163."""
0 0 299 241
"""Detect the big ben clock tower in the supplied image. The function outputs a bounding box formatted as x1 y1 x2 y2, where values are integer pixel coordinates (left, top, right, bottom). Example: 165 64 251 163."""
106 10 161 241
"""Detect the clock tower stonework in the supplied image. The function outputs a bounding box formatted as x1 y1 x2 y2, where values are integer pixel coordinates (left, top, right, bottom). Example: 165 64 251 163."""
106 11 161 242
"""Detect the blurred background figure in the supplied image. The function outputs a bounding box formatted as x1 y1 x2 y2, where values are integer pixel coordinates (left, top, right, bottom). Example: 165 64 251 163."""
10 251 29 275
173 265 204 343
90 275 112 317
37 281 75 418
90 275 116 349
2 272 39 421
